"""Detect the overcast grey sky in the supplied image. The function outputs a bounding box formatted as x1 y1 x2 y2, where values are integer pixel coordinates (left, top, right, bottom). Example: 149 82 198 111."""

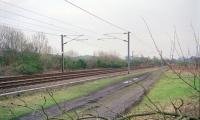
0 0 199 58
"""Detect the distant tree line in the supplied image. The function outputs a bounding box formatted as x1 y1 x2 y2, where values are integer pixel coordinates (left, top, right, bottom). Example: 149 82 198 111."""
0 25 54 75
64 52 127 70
130 56 162 67
0 25 163 75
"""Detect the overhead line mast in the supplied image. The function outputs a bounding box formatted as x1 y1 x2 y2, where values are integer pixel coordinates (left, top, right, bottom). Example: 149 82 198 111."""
63 0 132 74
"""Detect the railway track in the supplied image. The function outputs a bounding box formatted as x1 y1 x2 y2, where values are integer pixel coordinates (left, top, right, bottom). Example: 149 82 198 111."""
0 66 151 90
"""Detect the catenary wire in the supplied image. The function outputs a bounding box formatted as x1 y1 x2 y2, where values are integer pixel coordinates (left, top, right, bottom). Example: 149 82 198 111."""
0 22 60 36
0 15 70 34
63 0 128 32
0 8 80 34
0 0 100 35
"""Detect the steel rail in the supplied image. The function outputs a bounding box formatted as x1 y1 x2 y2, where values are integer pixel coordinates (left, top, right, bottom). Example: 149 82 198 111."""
0 68 113 81
0 66 152 89
0 69 125 89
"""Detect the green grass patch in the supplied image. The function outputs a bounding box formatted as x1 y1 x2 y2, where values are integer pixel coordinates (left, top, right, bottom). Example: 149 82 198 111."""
131 71 199 113
0 68 155 120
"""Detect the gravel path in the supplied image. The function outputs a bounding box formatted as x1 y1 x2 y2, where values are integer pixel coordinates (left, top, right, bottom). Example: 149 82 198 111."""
82 69 163 119
17 68 163 120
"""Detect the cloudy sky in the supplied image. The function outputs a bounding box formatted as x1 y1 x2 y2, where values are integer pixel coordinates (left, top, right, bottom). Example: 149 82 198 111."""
0 0 199 58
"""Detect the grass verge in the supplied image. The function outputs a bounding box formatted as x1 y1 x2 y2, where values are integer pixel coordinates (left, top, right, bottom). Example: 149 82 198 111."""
130 71 199 119
0 68 155 120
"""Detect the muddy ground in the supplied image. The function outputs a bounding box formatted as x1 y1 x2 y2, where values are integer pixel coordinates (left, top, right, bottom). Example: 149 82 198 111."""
18 68 164 120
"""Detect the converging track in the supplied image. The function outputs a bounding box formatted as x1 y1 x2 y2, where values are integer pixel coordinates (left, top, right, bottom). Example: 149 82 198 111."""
0 66 151 90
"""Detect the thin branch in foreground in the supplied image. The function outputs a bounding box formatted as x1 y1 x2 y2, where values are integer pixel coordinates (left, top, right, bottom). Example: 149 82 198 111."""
47 90 74 120
142 18 200 93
